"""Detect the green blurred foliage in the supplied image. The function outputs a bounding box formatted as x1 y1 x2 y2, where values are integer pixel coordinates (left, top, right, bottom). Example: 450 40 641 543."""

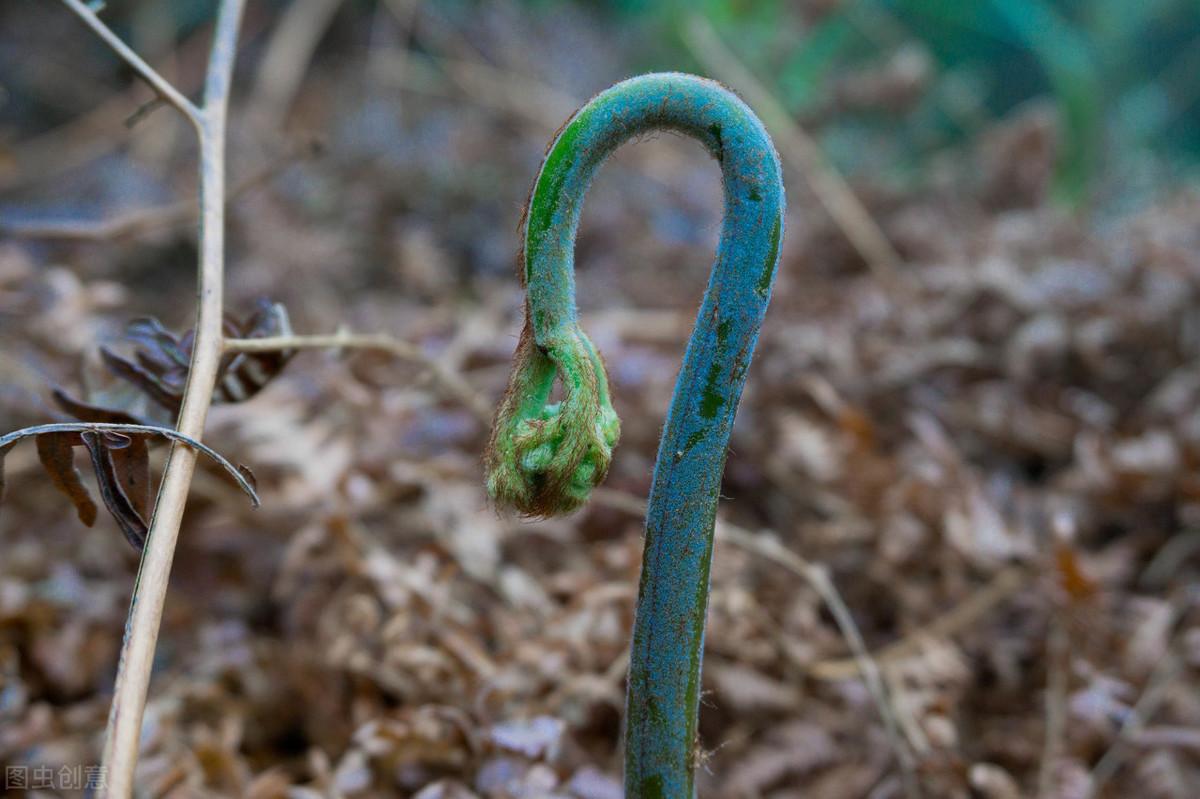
61 0 1200 207
566 0 1200 206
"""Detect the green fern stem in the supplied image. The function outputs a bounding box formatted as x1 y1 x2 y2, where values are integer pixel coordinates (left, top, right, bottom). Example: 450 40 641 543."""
486 72 785 797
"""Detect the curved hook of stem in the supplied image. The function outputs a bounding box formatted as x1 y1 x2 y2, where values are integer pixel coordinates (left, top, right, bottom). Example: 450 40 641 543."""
486 73 784 796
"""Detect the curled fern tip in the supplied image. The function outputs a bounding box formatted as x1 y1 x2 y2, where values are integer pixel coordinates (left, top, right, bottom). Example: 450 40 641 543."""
485 323 619 517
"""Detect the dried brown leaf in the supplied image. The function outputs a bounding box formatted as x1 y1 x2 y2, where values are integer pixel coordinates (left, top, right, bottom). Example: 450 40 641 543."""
100 346 182 413
54 300 296 425
80 430 148 549
113 433 151 521
35 431 98 527
52 387 145 425
0 423 258 549
235 463 258 494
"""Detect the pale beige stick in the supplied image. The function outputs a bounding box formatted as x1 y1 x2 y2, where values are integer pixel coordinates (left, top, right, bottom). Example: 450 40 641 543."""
1088 653 1183 794
683 15 903 287
369 49 576 129
59 1 248 795
0 141 316 241
225 333 494 424
2 204 186 242
439 55 580 126
251 0 347 128
717 525 923 799
0 16 222 193
370 0 420 88
60 0 201 124
374 50 688 190
809 566 1027 680
0 95 133 193
590 487 923 799
1038 618 1069 798
378 0 579 126
369 44 677 191
1127 726 1200 753
1088 595 1188 796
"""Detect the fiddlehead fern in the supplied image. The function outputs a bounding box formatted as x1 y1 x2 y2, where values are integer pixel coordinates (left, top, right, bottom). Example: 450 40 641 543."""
486 73 784 796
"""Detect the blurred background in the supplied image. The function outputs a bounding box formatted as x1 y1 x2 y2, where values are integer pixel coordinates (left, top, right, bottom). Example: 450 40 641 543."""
3 1 1200 797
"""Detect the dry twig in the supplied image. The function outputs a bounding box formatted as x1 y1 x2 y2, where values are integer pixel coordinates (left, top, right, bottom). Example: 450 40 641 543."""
251 0 347 128
60 0 201 126
682 15 903 287
0 142 316 241
1087 597 1190 796
808 566 1027 680
716 525 924 799
225 332 493 424
56 1 248 794
1038 618 1069 798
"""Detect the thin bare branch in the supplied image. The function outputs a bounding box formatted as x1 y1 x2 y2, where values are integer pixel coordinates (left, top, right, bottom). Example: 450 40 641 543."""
717 525 924 799
1038 618 1069 798
97 1 247 795
683 14 903 287
1 205 184 242
226 332 423 356
1088 653 1183 793
60 0 201 128
225 332 494 425
808 566 1027 680
252 0 347 128
0 140 318 241
1087 596 1189 796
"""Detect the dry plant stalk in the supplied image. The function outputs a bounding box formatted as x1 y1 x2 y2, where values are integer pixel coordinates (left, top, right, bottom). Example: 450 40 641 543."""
225 332 493 423
683 15 904 287
49 9 491 791
56 0 246 795
0 142 315 241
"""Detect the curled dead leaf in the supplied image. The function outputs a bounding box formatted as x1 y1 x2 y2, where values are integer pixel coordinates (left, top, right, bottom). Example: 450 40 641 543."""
0 422 259 550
